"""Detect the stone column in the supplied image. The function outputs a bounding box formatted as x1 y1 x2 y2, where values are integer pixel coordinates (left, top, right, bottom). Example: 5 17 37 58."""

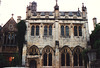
22 44 27 66
55 20 59 40
55 46 60 68
72 55 74 67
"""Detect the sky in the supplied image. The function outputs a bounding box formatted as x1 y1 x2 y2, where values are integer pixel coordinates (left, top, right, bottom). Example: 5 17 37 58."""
0 0 100 33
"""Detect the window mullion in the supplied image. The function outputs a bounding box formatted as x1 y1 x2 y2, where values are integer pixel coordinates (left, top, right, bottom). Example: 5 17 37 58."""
34 25 36 36
65 53 66 66
47 53 49 66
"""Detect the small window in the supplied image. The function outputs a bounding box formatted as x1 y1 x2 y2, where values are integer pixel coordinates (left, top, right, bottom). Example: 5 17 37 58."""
31 26 34 36
33 12 37 16
68 12 73 16
74 26 77 36
66 26 69 37
44 26 47 36
41 12 45 16
79 26 82 36
61 25 64 36
49 25 52 35
36 26 39 36
61 12 65 16
49 12 53 16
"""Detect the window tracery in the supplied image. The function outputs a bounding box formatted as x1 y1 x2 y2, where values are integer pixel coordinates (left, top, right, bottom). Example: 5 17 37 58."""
61 46 71 66
74 25 82 36
61 25 69 37
28 46 39 55
43 46 53 66
73 47 83 66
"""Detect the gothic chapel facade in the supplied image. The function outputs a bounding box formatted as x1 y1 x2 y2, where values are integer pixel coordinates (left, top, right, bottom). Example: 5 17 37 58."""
22 1 89 68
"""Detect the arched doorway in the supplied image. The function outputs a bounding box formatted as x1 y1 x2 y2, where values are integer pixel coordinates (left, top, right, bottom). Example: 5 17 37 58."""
30 60 37 68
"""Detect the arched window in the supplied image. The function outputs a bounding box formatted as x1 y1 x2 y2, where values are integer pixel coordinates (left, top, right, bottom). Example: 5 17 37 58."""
29 46 39 55
49 25 52 35
61 53 65 66
66 53 70 66
43 46 53 66
36 26 39 36
43 53 47 66
49 53 52 66
31 26 34 36
66 26 69 37
61 25 64 36
79 26 82 36
79 53 83 66
74 26 77 36
74 53 78 66
44 26 47 36
61 49 70 66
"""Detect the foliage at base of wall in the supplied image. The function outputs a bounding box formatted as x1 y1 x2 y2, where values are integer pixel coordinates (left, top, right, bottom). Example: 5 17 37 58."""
82 49 89 68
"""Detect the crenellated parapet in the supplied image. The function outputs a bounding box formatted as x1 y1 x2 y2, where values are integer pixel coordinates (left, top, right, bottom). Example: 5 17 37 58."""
26 2 87 21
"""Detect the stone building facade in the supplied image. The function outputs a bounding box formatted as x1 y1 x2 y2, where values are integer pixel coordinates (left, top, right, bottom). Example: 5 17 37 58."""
22 1 89 68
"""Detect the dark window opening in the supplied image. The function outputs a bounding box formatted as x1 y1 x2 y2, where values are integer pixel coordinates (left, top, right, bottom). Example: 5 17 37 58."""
61 25 64 36
36 26 39 36
66 26 69 37
44 26 47 36
79 53 83 66
31 26 34 36
79 26 82 36
49 25 52 35
49 53 52 66
74 53 78 66
43 53 47 66
61 53 65 66
74 26 77 36
66 53 70 66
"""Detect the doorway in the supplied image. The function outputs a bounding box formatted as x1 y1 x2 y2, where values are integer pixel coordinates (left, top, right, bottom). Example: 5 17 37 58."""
30 60 37 68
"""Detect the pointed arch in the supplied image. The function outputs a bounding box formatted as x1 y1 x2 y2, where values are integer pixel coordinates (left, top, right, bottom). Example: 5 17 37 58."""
61 45 71 66
42 45 54 66
28 45 40 55
73 46 84 66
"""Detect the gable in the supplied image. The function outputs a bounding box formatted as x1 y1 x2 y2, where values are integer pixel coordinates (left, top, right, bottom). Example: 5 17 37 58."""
1 17 17 32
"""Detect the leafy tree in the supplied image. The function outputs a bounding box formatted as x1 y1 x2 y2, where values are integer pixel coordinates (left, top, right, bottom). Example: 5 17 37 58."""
90 23 100 59
17 20 26 65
